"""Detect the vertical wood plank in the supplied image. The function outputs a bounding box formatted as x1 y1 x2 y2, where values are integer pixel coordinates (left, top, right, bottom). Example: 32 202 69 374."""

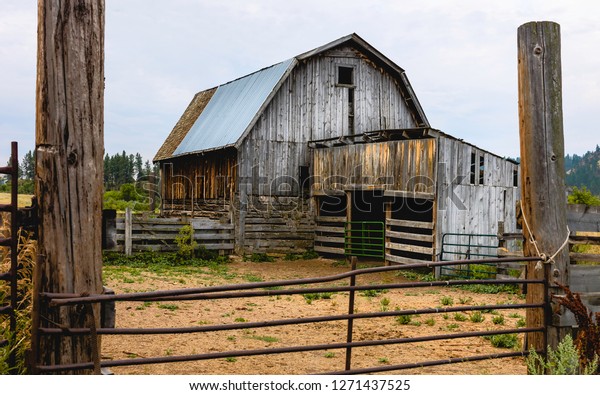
33 0 105 373
518 21 570 355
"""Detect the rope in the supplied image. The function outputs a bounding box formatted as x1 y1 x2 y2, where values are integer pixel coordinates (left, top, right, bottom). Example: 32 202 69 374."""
519 200 570 264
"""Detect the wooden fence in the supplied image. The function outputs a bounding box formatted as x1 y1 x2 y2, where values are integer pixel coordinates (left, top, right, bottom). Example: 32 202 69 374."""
105 209 234 255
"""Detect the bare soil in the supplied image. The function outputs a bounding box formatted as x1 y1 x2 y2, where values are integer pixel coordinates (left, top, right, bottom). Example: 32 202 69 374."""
101 256 528 375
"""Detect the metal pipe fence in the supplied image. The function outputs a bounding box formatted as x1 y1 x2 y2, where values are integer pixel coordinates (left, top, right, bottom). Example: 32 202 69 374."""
34 256 545 374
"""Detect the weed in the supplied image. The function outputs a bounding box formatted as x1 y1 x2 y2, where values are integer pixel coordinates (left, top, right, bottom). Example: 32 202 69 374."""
527 334 598 375
446 323 459 331
378 357 390 364
251 335 279 343
380 298 391 312
454 313 468 322
442 313 449 320
508 313 522 319
245 253 275 263
458 296 473 305
302 249 320 260
174 225 197 260
244 274 264 283
284 253 301 261
470 311 485 323
492 315 505 325
396 315 412 325
516 318 526 328
359 288 388 298
225 357 237 363
324 352 336 358
158 303 179 311
424 317 436 326
303 292 335 304
234 317 247 323
440 296 454 306
226 336 236 341
486 334 518 349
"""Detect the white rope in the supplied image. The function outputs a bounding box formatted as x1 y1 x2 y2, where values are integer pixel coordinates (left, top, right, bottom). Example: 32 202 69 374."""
519 200 543 259
519 200 571 264
547 225 570 264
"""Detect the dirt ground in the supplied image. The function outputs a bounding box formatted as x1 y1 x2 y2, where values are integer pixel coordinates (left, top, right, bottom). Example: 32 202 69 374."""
101 256 529 375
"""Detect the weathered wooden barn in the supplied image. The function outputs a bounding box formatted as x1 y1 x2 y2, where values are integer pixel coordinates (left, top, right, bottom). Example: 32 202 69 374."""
153 33 520 263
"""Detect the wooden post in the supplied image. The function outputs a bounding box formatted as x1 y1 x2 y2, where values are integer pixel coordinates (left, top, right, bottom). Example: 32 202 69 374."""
518 21 570 356
33 0 105 373
124 207 133 256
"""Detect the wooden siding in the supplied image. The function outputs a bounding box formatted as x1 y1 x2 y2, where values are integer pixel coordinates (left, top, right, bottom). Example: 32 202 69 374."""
237 45 420 198
160 148 237 210
312 139 437 193
435 136 520 258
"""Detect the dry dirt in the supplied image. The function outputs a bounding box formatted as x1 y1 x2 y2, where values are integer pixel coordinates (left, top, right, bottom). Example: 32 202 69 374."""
101 256 529 375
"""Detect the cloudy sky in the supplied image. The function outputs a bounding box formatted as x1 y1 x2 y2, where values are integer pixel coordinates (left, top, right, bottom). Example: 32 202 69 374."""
1 0 598 166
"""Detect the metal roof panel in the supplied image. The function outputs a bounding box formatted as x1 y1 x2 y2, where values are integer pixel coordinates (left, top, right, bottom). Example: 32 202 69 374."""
173 58 294 155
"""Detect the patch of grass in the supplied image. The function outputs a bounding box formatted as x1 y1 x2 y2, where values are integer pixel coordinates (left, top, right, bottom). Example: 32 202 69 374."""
492 315 505 325
303 292 335 304
458 296 473 305
380 297 391 312
485 334 519 349
397 270 435 282
245 253 275 263
250 335 279 343
243 274 264 283
424 317 436 326
440 296 454 306
470 311 485 323
396 315 412 325
324 352 336 358
225 357 237 363
454 313 468 322
359 288 388 298
378 357 390 364
454 283 520 294
158 303 179 311
516 317 526 328
234 317 247 323
446 323 459 331
302 249 320 260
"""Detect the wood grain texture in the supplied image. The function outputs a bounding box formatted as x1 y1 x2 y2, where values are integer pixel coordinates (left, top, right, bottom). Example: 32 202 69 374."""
33 0 105 373
518 21 570 353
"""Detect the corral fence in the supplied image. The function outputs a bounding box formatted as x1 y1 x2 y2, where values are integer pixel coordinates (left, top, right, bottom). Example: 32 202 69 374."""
31 256 545 374
103 207 234 256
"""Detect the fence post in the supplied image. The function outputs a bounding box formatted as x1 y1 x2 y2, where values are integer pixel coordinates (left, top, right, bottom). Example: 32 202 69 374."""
345 256 357 371
125 207 133 256
517 21 570 356
33 0 105 373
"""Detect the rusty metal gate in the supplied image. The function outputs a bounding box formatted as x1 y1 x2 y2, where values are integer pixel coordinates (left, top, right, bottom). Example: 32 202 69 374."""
32 256 544 374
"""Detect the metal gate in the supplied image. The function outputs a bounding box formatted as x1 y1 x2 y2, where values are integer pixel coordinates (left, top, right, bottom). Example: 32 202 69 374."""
439 233 500 278
344 221 385 259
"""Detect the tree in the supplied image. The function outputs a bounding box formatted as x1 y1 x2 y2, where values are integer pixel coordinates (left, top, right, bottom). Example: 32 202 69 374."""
21 150 35 180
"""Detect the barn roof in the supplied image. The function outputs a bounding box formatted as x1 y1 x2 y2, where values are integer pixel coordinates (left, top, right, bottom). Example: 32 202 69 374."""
154 33 428 162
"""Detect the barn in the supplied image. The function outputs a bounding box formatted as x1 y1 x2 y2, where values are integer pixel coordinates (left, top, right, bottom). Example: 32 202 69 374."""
153 33 520 264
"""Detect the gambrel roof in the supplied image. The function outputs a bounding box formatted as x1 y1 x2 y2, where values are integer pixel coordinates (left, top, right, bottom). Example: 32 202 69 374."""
154 33 429 162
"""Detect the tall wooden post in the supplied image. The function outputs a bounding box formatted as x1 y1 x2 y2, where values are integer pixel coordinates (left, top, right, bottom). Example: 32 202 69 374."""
33 0 105 373
517 21 570 356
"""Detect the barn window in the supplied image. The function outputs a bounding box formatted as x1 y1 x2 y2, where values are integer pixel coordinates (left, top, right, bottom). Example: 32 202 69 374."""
513 168 519 187
479 155 485 185
337 66 354 86
469 152 476 184
299 165 310 193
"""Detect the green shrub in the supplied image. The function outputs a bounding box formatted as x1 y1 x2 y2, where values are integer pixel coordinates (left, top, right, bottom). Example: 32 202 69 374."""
486 334 518 349
527 334 598 375
174 225 197 260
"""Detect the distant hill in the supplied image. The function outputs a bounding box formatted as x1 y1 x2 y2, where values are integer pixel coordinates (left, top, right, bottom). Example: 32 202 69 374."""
565 145 600 195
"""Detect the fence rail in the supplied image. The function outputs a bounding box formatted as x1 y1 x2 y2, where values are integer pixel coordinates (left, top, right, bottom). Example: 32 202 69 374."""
106 209 234 255
34 256 545 374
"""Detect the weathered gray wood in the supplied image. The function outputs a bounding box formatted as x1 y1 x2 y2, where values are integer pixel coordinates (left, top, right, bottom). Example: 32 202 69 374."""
33 0 105 373
385 242 433 255
313 245 345 255
385 254 430 265
518 21 570 353
567 204 600 232
124 207 133 256
386 218 434 229
385 230 434 243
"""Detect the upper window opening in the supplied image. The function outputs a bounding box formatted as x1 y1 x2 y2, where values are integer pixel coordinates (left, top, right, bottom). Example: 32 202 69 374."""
337 66 354 86
469 152 476 185
479 155 485 185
